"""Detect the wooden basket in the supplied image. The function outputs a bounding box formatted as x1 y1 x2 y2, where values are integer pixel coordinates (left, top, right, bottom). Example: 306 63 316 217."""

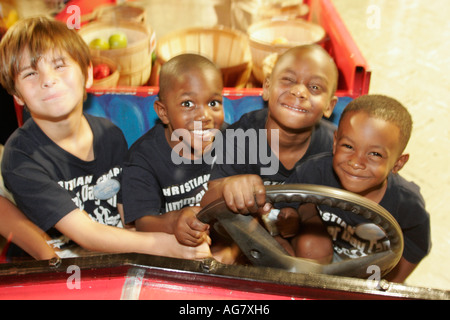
78 21 155 86
95 3 147 24
154 26 252 88
91 56 120 88
247 19 325 84
257 2 309 21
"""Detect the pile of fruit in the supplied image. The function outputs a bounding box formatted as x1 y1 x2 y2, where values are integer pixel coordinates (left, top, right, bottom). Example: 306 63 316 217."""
271 37 289 45
89 32 128 50
93 63 111 80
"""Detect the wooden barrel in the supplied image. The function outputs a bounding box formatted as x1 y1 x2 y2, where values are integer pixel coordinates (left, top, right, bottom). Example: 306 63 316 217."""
257 2 309 21
95 3 147 24
247 19 325 84
153 26 252 88
78 21 155 86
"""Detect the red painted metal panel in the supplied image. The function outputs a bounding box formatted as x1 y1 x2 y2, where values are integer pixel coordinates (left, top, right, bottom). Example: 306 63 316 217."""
0 276 126 300
306 0 371 97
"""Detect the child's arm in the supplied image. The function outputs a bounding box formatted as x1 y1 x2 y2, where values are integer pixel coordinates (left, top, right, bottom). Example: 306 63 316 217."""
384 258 418 283
134 206 210 247
275 207 301 238
55 208 211 260
0 196 57 260
201 174 271 215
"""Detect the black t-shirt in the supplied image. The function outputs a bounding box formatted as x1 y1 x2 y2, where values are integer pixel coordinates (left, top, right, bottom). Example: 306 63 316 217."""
2 114 128 232
210 108 337 185
122 122 214 224
285 152 431 264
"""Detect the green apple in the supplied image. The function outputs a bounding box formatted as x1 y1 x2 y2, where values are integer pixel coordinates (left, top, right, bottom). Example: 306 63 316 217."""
109 33 128 49
89 38 109 50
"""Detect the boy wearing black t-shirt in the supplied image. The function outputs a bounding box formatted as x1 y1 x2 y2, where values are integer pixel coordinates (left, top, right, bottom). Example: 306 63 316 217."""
122 54 224 247
0 17 210 260
284 94 431 283
201 45 339 215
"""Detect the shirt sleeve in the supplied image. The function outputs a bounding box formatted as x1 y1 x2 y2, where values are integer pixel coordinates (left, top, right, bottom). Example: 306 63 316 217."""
394 185 431 264
2 149 78 232
121 141 164 224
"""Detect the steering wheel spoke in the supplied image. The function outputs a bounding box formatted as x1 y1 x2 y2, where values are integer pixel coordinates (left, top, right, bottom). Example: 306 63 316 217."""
198 184 404 278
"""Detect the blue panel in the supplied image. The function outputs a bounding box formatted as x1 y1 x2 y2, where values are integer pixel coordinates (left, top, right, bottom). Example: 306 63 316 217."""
84 92 353 146
329 96 353 126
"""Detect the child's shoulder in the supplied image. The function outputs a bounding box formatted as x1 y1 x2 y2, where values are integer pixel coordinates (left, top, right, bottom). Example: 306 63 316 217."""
296 151 334 181
286 152 334 185
383 173 429 221
388 173 424 201
85 113 127 145
302 151 333 165
128 122 164 150
314 119 337 142
125 122 171 164
229 108 267 130
2 118 43 155
85 113 120 131
318 118 337 132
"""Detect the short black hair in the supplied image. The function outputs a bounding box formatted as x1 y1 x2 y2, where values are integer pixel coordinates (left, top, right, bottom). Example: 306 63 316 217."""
340 94 413 152
158 53 222 101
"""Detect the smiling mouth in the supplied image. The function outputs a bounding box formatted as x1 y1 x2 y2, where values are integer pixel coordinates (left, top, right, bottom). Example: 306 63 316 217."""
281 103 309 113
341 169 370 181
43 93 64 102
191 129 215 141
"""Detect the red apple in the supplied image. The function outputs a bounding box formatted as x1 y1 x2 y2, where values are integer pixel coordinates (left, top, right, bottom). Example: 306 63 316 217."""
93 64 111 80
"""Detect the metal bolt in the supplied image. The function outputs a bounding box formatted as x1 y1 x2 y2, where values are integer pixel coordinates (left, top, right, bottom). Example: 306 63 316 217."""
378 279 390 291
250 249 261 259
48 256 61 268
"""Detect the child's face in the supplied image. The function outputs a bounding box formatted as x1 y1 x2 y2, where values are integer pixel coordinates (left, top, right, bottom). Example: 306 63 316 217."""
156 68 224 159
333 111 409 200
13 48 92 119
263 48 337 131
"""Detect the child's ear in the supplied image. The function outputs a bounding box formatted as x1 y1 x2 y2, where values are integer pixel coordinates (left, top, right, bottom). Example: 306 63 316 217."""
262 77 271 101
85 63 93 89
392 153 409 174
323 95 338 119
13 94 25 106
332 129 338 154
154 100 170 125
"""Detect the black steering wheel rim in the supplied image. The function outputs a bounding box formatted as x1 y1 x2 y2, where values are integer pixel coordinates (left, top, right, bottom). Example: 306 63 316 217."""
198 184 404 278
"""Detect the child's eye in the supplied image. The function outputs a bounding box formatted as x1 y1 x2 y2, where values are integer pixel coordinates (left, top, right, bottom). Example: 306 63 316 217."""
281 76 296 83
181 100 195 108
309 84 323 93
369 152 383 158
21 71 37 79
341 143 353 149
54 57 67 69
208 100 222 108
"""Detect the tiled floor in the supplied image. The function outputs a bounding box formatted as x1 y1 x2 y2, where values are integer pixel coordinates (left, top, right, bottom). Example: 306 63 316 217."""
8 0 449 292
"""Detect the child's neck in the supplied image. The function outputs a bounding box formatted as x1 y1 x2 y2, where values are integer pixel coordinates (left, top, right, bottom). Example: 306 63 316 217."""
359 179 388 204
34 111 94 161
265 118 313 170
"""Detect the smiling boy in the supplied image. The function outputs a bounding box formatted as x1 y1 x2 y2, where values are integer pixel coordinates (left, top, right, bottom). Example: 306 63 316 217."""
122 54 224 247
0 17 210 260
201 44 338 215
284 94 431 282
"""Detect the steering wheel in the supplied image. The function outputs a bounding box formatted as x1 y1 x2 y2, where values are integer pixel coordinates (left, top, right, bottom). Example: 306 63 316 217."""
197 184 404 278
